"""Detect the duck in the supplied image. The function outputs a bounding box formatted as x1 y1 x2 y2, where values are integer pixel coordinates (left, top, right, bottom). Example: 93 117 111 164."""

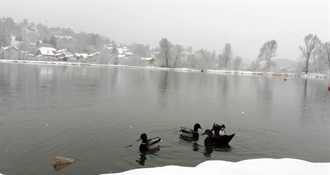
179 123 203 139
137 133 162 152
202 129 213 147
219 124 226 136
206 123 235 146
212 123 227 136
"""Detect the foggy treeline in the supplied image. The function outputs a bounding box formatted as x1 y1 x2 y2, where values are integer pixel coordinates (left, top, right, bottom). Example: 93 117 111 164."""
1 17 329 74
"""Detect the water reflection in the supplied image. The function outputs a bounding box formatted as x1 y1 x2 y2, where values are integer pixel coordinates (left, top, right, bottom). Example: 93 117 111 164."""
303 78 307 101
192 142 199 152
109 68 119 93
158 71 170 109
136 152 147 166
213 145 232 152
204 146 213 157
135 148 160 166
179 135 200 151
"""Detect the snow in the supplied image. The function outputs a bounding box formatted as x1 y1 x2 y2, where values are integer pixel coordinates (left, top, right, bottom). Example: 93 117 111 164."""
98 158 329 175
0 158 327 175
141 57 154 61
0 60 328 78
75 53 88 59
37 47 56 56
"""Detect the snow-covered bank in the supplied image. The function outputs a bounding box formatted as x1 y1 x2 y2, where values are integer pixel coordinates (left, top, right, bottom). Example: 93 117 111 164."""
0 59 200 72
100 158 329 175
0 158 328 175
1 59 328 78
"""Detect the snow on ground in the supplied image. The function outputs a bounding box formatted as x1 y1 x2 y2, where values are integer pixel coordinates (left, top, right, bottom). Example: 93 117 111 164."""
99 158 329 175
0 59 329 78
1 158 327 175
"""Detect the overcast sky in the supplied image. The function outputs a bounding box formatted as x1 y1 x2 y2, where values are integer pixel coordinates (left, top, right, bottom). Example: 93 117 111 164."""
1 0 329 61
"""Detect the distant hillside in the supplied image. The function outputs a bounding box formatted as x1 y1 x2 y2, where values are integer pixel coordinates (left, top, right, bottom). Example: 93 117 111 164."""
273 58 298 69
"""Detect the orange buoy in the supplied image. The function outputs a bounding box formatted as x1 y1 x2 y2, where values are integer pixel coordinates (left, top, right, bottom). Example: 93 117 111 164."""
328 85 330 91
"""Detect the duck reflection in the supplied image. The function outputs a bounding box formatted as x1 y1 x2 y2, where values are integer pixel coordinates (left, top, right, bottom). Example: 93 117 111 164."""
179 135 200 152
135 148 160 166
193 142 201 152
204 146 213 157
136 152 147 166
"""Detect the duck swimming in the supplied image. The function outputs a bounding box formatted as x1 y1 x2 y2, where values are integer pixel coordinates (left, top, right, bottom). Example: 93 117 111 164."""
202 129 213 147
203 123 235 146
137 133 162 152
179 123 203 139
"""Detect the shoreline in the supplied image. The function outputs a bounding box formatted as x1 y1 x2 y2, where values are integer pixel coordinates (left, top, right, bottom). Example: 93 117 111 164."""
0 59 328 79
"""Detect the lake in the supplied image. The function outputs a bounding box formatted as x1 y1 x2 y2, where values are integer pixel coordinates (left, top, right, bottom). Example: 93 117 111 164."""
0 62 329 175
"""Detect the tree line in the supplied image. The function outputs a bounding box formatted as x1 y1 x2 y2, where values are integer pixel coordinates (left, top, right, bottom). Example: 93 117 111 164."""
1 17 329 74
157 36 329 74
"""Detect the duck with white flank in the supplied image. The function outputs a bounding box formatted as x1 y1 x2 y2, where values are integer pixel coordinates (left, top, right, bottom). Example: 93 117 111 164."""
203 123 235 146
179 123 203 139
137 133 162 152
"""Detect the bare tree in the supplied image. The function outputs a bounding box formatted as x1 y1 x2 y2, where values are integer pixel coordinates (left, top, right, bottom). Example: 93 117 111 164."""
173 44 183 68
111 43 119 65
218 55 222 69
257 40 278 71
220 43 233 69
232 56 242 70
324 42 330 70
299 34 321 74
159 38 172 67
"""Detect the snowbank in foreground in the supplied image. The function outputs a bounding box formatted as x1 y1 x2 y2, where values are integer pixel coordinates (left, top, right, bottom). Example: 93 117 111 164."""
100 158 329 175
0 158 328 175
0 59 328 78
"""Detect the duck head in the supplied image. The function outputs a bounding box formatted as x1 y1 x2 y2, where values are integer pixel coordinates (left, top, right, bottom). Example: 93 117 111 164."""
202 129 214 147
220 124 226 132
202 129 213 137
137 133 148 143
137 133 148 151
193 123 202 132
211 122 221 132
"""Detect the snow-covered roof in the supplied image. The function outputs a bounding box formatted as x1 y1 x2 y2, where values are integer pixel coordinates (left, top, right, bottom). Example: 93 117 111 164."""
100 158 329 175
38 47 56 56
75 53 88 59
117 54 127 58
125 52 134 56
56 49 73 54
55 35 75 40
141 57 154 61
117 48 124 55
2 46 19 51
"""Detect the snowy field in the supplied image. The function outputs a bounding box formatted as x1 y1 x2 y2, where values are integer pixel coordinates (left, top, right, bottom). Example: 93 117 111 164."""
1 59 328 78
99 158 329 175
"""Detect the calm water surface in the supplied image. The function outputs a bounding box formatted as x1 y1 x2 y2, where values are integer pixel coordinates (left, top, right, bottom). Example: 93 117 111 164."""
0 63 329 175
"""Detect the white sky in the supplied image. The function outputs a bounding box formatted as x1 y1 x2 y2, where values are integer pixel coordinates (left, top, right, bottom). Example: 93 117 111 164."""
1 0 329 62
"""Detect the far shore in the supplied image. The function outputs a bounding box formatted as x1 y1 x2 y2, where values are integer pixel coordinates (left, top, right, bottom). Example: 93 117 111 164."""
1 59 328 79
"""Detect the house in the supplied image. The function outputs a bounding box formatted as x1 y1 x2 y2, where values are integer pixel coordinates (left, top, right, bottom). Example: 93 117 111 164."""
117 54 128 59
141 57 155 65
55 49 76 60
125 52 134 56
29 40 42 47
37 47 56 57
0 46 20 60
75 53 88 59
55 35 76 40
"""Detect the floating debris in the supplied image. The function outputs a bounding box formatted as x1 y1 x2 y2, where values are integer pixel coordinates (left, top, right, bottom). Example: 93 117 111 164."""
52 156 78 171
